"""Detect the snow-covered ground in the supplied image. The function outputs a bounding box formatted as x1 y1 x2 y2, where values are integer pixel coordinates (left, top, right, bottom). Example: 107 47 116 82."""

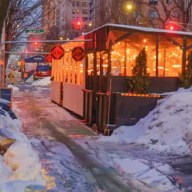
98 87 192 156
1 76 192 191
0 99 45 191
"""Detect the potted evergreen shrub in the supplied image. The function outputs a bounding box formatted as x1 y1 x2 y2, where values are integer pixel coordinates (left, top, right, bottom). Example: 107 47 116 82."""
128 48 150 94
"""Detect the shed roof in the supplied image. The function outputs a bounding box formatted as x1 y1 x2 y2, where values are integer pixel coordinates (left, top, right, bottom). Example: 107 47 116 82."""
86 23 192 38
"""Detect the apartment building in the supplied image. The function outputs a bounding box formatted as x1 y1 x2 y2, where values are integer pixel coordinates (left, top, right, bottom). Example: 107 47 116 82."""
42 0 192 40
91 0 192 31
42 0 91 39
140 0 192 30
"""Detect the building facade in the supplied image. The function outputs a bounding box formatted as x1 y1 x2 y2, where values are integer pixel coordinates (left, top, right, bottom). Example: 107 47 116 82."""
42 0 192 40
42 0 91 40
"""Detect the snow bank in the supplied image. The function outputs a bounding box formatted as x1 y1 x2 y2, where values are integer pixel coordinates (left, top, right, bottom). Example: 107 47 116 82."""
114 158 177 192
32 77 51 86
99 88 192 155
0 156 12 181
4 141 42 181
0 105 45 192
0 181 45 192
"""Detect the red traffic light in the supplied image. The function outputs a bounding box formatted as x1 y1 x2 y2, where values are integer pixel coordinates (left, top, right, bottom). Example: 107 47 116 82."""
74 20 83 30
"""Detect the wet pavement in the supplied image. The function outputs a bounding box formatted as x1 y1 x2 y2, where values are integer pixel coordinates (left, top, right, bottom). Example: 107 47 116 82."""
13 84 153 192
12 83 192 192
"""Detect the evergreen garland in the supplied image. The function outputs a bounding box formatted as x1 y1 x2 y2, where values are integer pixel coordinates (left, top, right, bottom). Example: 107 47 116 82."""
180 51 192 89
128 48 150 94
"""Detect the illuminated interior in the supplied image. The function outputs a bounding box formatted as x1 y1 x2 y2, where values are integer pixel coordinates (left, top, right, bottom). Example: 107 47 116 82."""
87 32 186 77
110 33 183 77
87 52 108 75
52 30 192 82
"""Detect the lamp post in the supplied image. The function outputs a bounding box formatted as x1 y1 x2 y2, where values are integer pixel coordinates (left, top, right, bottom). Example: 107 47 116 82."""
124 1 142 25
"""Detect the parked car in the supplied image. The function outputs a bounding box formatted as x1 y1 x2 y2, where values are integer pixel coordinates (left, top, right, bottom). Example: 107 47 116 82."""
34 65 51 79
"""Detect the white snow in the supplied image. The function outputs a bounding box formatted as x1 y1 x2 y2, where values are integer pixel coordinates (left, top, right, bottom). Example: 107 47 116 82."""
99 88 192 156
31 77 51 86
0 88 45 191
2 76 192 192
114 158 175 191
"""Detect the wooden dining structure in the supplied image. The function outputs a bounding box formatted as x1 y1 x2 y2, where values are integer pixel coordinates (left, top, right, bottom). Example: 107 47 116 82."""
50 23 192 134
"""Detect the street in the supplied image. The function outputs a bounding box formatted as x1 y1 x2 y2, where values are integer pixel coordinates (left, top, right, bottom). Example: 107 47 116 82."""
12 82 192 192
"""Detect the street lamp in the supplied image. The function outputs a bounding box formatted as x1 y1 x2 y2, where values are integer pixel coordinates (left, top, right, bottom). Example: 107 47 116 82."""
125 1 135 12
127 4 133 11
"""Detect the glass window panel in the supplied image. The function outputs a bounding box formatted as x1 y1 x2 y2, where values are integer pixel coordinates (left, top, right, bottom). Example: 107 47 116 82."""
159 36 182 77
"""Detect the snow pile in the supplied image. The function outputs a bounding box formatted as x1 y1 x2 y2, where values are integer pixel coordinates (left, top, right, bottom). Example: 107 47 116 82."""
114 158 176 192
4 142 42 180
0 107 22 136
0 181 45 192
0 104 45 191
100 88 192 155
32 77 51 86
0 156 12 181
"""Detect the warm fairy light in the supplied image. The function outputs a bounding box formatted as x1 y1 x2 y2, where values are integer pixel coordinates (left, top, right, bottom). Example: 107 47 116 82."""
172 64 181 68
121 93 161 98
143 39 147 43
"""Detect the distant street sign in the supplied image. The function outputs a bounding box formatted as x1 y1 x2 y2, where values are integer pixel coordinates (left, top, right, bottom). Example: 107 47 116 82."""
72 47 85 61
26 29 44 34
50 46 64 60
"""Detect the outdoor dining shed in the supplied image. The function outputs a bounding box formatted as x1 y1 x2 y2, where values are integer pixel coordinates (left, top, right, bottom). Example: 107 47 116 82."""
50 23 192 134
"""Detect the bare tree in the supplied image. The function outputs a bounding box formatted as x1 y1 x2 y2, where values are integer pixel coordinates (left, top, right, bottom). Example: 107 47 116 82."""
145 0 192 30
4 0 44 67
0 0 11 37
172 0 192 30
